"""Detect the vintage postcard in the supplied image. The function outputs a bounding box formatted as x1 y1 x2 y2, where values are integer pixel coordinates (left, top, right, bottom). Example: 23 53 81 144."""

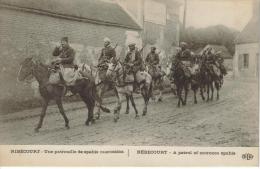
0 0 259 167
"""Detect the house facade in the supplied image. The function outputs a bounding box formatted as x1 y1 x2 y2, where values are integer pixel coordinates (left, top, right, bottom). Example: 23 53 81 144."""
0 0 141 109
117 0 182 65
233 0 260 78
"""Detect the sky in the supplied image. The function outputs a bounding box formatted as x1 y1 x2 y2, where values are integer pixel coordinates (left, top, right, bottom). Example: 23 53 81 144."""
179 0 254 31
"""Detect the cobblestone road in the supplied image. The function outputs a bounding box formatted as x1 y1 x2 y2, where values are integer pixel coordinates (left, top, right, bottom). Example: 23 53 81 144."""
0 78 258 146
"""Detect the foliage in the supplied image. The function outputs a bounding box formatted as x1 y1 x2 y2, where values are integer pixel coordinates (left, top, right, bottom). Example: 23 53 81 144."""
180 24 239 55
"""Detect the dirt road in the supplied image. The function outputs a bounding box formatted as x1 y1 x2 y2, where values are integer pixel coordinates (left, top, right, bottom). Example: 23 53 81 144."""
0 79 258 146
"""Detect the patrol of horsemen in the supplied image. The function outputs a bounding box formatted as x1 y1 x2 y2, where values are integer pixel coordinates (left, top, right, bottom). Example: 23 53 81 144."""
18 35 228 131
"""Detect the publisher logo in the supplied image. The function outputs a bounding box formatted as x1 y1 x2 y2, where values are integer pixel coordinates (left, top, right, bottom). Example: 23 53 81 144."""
242 153 254 160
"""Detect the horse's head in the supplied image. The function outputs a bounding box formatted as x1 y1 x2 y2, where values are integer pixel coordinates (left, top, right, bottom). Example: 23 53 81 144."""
17 57 35 82
106 59 121 78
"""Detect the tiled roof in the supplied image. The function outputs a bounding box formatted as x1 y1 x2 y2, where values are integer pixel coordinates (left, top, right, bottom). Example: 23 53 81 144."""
235 17 260 44
0 0 141 30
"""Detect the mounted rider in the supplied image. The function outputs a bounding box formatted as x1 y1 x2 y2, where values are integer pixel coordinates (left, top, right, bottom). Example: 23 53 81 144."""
50 37 82 95
205 48 221 77
145 46 160 78
174 42 193 78
97 37 116 84
214 51 227 76
124 43 144 92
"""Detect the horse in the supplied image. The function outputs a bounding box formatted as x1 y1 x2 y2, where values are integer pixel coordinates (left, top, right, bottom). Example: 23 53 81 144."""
190 62 205 104
200 62 219 101
170 61 190 107
145 64 165 102
79 63 114 120
165 64 177 95
17 57 96 132
106 60 152 122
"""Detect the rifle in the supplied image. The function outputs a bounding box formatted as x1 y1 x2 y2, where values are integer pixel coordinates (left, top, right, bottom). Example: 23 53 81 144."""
113 43 118 50
139 44 146 53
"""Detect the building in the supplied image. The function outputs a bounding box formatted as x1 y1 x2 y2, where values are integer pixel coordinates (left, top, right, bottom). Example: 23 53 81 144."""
198 44 233 71
0 0 142 109
233 0 260 78
117 0 182 65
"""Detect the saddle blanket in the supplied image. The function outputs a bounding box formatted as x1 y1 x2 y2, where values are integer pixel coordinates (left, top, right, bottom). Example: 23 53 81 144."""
49 66 82 86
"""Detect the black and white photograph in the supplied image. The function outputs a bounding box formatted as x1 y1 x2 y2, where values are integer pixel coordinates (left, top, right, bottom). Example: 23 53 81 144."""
0 0 259 166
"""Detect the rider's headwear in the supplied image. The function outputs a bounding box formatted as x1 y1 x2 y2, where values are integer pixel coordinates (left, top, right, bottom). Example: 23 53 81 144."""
180 42 187 48
151 46 156 50
128 42 136 47
103 37 111 43
61 37 68 42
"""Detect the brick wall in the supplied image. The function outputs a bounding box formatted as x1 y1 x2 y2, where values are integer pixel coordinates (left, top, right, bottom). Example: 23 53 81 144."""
0 8 140 113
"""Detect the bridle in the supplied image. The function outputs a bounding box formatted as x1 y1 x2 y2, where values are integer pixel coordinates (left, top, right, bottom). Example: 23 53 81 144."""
17 61 36 83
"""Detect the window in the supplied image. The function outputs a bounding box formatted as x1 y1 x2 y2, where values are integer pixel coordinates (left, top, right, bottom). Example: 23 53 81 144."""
243 54 249 68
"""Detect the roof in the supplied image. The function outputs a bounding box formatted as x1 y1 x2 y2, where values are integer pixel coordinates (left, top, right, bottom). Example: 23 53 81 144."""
235 17 260 44
200 44 233 59
0 0 142 30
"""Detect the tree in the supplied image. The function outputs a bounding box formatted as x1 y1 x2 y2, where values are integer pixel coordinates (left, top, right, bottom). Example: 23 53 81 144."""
180 24 239 55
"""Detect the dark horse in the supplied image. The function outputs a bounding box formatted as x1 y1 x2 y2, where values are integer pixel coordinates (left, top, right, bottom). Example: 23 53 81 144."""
200 62 221 101
18 57 96 132
190 62 206 104
171 62 190 107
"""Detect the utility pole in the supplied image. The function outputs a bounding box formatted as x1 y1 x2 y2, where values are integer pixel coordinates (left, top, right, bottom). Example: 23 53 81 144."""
183 0 187 30
181 0 187 44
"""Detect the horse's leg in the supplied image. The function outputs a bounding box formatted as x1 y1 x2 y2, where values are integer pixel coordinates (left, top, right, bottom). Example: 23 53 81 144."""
141 87 148 116
95 85 103 120
84 97 95 126
35 98 49 132
56 98 70 129
215 81 220 100
210 82 214 101
151 80 156 101
194 88 198 104
206 83 210 102
114 91 122 122
125 95 130 114
177 85 183 107
158 79 163 102
183 83 188 105
129 94 139 118
200 85 205 101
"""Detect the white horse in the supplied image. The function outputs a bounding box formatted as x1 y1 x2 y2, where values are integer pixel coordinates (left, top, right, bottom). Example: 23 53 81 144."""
106 60 152 122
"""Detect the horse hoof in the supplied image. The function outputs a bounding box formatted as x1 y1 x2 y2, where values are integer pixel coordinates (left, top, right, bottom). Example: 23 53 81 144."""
34 128 40 133
135 115 140 119
85 121 91 126
96 115 100 120
125 110 129 114
142 112 146 116
182 102 186 106
194 101 197 104
65 125 70 129
114 118 118 123
158 98 162 102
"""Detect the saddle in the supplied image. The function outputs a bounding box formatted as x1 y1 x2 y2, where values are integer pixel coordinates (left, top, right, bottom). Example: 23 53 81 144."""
147 65 161 79
208 64 221 77
178 62 191 78
48 63 83 86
